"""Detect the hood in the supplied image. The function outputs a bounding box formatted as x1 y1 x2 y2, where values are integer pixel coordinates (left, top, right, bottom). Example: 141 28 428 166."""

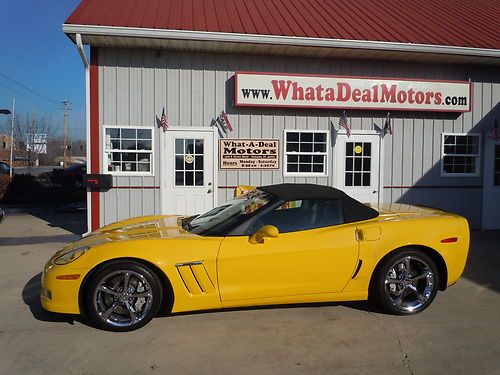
67 215 197 251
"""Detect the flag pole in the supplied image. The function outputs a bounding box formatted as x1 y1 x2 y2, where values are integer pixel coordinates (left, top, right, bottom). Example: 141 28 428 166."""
378 119 382 206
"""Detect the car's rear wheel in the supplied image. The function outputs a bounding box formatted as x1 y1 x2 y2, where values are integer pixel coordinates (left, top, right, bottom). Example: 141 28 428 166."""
370 250 439 315
84 260 162 331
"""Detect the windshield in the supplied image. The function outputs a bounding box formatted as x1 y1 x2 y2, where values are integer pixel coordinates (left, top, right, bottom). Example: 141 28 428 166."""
185 189 274 236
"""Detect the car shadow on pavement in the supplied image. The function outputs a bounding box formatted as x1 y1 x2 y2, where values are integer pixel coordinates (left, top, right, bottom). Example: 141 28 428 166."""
1 234 79 246
28 208 87 236
164 300 385 319
463 231 500 294
22 273 78 325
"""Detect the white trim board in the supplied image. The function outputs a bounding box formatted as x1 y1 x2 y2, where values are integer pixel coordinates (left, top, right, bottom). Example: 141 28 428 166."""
63 24 500 60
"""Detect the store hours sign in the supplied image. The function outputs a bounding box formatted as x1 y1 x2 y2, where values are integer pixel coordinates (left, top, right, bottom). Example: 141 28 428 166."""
219 139 279 170
235 72 471 112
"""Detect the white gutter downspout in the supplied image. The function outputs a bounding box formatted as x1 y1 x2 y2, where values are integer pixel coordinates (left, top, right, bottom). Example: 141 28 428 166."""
75 33 92 237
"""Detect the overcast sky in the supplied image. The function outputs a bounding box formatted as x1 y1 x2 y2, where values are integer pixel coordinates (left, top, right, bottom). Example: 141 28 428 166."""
0 0 86 140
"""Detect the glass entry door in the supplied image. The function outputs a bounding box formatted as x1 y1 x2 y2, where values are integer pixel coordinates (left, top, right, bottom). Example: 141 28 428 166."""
335 134 380 204
164 130 216 216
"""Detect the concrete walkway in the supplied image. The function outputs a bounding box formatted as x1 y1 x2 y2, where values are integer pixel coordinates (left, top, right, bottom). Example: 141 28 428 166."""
0 209 499 375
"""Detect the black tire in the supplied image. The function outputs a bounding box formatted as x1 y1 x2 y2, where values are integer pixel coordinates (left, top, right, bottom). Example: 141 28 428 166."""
83 260 163 332
369 249 440 315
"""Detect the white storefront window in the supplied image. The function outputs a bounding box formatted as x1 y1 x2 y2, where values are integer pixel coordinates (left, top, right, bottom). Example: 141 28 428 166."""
284 130 329 177
103 126 154 175
441 133 481 177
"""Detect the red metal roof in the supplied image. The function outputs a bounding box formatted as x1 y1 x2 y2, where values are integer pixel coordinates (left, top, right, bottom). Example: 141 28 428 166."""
66 0 500 50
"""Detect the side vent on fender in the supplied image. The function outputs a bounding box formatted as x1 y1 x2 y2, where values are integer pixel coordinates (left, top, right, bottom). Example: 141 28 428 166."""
175 261 216 295
352 260 363 279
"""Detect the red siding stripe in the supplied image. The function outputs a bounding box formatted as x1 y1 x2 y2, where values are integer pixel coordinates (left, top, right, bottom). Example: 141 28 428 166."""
90 47 100 231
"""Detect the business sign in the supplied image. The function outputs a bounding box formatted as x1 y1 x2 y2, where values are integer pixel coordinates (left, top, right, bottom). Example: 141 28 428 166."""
26 133 47 154
219 139 279 170
235 72 471 112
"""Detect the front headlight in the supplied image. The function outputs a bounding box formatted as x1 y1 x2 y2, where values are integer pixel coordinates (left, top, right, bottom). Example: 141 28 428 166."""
53 246 90 265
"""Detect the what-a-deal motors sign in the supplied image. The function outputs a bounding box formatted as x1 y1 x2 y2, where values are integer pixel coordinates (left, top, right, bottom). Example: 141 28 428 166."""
235 72 471 112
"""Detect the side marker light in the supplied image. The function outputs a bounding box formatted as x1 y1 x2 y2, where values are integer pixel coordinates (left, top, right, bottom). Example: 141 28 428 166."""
56 274 81 280
441 237 458 243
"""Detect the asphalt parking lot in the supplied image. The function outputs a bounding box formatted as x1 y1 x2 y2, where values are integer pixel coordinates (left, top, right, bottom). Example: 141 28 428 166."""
0 209 499 375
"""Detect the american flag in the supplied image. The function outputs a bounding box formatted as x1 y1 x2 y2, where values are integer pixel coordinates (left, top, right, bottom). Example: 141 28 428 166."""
339 111 351 137
212 118 225 137
160 108 169 131
488 118 500 141
217 110 233 133
383 112 393 136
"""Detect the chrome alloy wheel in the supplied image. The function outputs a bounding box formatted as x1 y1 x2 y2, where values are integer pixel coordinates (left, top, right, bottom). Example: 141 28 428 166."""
384 256 435 313
93 270 154 327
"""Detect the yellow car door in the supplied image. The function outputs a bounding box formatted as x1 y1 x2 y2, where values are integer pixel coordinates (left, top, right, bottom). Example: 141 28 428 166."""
217 223 359 303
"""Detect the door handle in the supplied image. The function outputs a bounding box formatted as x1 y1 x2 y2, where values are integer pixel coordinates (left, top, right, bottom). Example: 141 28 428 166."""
207 189 212 194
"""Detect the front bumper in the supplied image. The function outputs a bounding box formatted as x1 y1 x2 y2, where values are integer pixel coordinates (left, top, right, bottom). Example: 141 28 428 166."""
40 262 86 315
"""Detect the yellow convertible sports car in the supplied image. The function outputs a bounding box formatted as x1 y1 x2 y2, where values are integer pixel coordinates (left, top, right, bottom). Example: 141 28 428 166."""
41 184 469 331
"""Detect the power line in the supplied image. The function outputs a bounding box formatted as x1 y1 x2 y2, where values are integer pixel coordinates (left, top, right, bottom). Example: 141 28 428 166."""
0 71 60 105
0 84 61 113
0 81 60 111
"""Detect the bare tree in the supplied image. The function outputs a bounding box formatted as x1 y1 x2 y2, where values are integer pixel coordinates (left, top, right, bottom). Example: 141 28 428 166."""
13 113 54 174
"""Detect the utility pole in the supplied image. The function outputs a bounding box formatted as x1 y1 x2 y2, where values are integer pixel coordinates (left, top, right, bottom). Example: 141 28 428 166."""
62 100 71 168
9 97 15 177
31 106 36 171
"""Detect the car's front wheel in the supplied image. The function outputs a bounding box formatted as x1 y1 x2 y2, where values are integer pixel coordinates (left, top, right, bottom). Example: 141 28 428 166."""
370 250 439 315
83 260 162 331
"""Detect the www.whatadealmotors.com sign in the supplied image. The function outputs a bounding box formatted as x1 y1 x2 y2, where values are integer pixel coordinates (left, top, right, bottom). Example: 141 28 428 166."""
235 72 471 112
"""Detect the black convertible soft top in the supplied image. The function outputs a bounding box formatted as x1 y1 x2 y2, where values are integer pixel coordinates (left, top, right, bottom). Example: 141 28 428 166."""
259 183 379 223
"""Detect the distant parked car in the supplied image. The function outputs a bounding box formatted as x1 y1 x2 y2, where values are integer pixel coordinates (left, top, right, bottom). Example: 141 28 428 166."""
0 162 12 175
44 163 87 188
60 163 86 188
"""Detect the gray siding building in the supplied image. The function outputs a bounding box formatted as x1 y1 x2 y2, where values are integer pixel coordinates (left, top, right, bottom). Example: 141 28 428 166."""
64 0 500 232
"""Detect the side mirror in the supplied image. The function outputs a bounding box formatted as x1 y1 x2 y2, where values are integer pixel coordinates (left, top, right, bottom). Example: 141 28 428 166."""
249 225 279 244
